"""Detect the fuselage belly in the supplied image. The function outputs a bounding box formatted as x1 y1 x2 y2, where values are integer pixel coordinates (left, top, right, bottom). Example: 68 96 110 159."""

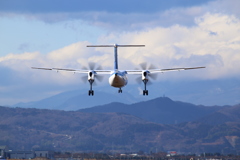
109 72 127 88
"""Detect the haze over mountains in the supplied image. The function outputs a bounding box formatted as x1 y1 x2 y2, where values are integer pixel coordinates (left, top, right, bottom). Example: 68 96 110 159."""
13 79 240 111
14 90 139 111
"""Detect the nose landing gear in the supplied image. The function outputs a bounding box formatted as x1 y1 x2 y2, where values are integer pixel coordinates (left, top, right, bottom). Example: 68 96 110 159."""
118 88 122 93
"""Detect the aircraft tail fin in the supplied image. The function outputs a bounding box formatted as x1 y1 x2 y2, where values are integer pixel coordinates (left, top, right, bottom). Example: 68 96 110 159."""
87 44 145 71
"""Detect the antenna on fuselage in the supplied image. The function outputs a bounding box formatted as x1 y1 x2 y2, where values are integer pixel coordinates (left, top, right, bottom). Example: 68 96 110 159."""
87 44 145 71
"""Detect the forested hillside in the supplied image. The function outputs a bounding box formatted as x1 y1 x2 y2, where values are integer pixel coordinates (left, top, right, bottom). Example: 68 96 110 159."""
0 101 239 154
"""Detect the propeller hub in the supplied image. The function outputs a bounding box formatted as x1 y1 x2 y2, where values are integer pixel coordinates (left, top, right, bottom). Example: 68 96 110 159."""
136 62 157 84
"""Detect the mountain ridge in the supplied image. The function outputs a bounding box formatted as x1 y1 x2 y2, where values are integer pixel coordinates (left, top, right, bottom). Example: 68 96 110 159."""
197 103 240 125
79 97 224 124
14 90 140 110
0 101 239 154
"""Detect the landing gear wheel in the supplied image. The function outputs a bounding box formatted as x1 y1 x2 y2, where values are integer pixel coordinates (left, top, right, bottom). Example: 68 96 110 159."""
118 88 122 93
143 90 148 96
88 90 94 96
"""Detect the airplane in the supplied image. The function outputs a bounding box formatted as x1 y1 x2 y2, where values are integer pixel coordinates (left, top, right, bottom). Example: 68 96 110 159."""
32 44 205 96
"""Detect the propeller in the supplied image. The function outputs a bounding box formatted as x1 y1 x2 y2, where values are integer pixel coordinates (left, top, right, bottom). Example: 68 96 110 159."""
136 62 158 84
81 62 104 84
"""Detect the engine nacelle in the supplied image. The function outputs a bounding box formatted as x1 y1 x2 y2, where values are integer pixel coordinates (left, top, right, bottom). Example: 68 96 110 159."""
142 71 149 81
88 71 95 81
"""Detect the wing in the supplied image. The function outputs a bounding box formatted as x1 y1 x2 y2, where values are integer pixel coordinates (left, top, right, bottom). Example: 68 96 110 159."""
126 66 205 74
31 67 112 74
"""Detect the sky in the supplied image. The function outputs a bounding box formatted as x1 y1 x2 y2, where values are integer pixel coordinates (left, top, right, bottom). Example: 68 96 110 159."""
0 0 239 106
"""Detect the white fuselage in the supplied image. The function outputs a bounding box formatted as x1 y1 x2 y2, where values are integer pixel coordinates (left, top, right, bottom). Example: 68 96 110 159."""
108 71 128 88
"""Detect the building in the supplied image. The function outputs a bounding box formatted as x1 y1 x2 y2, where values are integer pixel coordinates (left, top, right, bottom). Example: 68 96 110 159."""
7 151 35 159
35 151 54 159
6 150 54 159
0 146 9 158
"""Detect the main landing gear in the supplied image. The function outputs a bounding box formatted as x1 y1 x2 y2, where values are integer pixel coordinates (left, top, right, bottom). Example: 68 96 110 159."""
143 90 148 96
142 79 148 96
118 88 122 93
88 90 94 96
88 79 94 96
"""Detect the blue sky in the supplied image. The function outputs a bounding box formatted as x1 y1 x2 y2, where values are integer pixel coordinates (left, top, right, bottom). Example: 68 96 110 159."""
0 0 239 106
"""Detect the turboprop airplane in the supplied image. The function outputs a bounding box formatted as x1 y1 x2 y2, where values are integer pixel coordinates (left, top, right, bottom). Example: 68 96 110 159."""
32 44 205 96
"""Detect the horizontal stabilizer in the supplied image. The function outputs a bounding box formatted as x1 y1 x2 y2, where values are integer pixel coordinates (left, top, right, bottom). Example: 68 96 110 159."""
87 44 145 48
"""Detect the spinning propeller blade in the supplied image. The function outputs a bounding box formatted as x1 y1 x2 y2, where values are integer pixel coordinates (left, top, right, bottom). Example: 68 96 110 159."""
81 62 104 83
136 62 158 84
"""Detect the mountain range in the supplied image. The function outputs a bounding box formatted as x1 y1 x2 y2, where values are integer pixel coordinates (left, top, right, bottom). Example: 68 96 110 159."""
79 97 225 124
14 90 140 110
1 97 240 154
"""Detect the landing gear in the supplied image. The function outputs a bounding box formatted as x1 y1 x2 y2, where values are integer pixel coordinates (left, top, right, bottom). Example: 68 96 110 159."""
88 90 94 96
118 88 123 93
88 79 94 96
143 90 148 96
142 79 148 96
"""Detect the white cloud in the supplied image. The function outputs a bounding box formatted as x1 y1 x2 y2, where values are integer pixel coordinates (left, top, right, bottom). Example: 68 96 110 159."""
113 13 240 80
0 52 38 62
1 12 239 87
1 0 240 105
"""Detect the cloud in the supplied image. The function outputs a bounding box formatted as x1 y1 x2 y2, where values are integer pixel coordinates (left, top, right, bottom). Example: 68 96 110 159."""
66 13 240 80
136 14 240 79
0 52 39 62
1 12 239 86
0 0 239 105
1 0 238 31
